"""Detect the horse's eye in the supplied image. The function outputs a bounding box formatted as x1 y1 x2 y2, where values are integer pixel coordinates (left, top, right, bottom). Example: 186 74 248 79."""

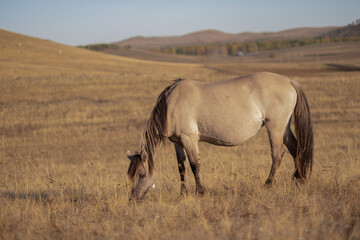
139 173 146 178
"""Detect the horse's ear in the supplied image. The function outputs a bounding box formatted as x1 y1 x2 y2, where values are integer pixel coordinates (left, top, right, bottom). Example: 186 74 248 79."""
126 150 132 160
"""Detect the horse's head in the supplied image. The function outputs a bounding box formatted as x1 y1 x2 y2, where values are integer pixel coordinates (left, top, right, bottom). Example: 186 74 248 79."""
126 150 155 201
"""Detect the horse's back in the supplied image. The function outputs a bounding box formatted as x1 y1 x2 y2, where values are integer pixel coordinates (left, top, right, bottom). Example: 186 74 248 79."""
166 72 297 146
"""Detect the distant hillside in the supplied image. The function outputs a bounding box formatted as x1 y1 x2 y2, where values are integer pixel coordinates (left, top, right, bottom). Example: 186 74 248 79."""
113 27 338 49
323 20 360 38
0 29 192 79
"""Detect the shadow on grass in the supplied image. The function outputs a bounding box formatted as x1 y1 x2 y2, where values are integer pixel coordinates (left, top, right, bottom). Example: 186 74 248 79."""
326 63 360 71
0 190 55 204
0 189 98 205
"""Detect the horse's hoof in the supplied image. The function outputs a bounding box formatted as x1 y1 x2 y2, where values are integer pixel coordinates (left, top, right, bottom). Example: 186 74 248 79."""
264 178 275 186
293 170 301 179
292 177 306 186
180 183 188 193
180 187 188 197
196 188 207 196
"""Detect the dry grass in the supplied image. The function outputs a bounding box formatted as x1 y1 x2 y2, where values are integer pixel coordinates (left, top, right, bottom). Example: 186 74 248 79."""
0 29 360 239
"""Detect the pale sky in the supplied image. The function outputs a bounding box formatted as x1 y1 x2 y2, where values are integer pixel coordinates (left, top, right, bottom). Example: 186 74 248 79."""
0 0 359 46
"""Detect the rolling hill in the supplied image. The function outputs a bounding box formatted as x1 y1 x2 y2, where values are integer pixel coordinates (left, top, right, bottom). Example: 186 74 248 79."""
0 28 200 79
113 27 338 49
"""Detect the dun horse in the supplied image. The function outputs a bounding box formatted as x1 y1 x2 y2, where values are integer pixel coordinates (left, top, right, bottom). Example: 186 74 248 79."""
126 72 313 200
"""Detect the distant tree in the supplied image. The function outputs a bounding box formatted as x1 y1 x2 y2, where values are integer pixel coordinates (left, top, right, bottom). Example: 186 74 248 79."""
227 43 237 56
246 42 258 53
176 47 183 54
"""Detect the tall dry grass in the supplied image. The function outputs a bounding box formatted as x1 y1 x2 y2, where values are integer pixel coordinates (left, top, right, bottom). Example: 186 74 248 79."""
1 30 360 239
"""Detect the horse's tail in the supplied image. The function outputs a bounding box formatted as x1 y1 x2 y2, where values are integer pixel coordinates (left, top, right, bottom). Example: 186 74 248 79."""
291 80 314 182
140 78 183 175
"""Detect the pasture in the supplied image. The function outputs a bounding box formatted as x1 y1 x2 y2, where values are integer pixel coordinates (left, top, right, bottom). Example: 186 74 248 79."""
0 29 359 239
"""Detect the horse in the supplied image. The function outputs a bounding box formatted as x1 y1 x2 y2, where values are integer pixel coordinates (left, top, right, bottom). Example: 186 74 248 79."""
126 72 313 200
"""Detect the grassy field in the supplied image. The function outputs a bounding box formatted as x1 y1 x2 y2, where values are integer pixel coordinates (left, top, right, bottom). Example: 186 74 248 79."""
1 29 360 239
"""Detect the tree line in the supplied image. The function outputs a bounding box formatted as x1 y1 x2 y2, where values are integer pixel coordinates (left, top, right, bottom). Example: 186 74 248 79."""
152 36 360 56
78 36 359 57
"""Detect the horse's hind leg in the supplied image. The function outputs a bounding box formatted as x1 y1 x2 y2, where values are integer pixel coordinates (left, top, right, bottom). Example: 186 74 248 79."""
283 118 301 179
265 121 286 185
181 135 206 195
174 143 188 196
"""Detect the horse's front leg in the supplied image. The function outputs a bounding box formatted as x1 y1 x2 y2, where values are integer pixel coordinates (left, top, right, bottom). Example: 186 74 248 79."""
181 135 206 195
174 143 188 196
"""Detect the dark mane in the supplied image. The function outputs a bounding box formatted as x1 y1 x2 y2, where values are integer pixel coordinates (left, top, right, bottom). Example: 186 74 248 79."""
127 153 142 182
127 79 183 181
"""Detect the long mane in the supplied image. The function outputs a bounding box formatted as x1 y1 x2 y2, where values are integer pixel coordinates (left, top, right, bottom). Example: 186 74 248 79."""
127 79 183 181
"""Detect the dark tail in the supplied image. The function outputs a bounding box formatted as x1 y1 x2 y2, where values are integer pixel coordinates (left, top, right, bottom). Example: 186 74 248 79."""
291 81 314 182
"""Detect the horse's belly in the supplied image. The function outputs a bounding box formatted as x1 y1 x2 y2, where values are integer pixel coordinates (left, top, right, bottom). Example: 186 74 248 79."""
197 110 264 146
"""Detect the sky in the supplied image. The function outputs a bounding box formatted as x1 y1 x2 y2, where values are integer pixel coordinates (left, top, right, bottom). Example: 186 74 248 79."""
0 0 359 46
